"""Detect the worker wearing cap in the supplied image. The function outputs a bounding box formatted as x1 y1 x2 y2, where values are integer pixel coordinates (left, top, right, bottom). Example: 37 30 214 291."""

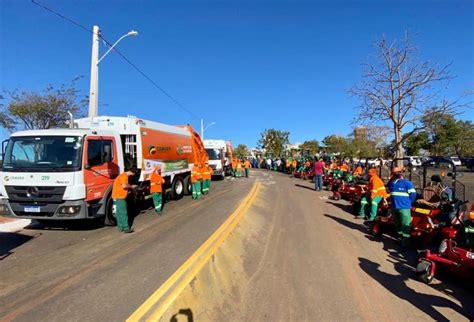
112 168 138 233
201 162 213 195
150 166 164 215
387 167 417 248
356 168 389 220
244 159 251 178
191 164 202 200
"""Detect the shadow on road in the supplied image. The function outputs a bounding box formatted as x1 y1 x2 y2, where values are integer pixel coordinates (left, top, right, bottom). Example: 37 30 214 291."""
358 257 474 321
294 183 315 192
323 213 369 235
170 308 194 322
326 201 354 215
0 232 35 260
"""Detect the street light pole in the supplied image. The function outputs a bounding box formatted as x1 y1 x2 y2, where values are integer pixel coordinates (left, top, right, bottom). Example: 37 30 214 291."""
88 25 100 118
201 119 216 140
88 26 138 118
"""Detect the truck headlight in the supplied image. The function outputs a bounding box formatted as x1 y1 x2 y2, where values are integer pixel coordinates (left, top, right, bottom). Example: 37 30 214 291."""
58 206 81 216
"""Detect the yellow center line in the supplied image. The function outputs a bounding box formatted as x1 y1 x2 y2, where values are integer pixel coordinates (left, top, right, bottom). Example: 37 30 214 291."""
127 181 261 322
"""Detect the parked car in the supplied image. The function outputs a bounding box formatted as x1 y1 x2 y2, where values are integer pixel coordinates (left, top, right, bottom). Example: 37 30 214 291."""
450 156 462 167
466 157 474 171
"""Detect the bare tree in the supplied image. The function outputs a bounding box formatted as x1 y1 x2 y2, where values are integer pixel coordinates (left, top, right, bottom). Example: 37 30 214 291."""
350 32 465 164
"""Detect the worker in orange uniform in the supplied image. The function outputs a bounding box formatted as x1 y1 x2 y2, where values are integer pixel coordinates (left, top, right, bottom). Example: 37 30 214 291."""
292 159 297 174
231 159 237 177
191 164 202 199
150 165 164 215
244 159 251 178
201 161 213 195
304 159 311 170
236 159 243 177
353 164 363 177
285 159 291 173
330 160 338 171
340 162 349 173
112 167 138 233
356 168 389 221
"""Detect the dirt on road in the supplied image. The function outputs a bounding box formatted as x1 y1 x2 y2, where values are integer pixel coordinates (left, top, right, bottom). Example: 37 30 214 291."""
164 170 474 321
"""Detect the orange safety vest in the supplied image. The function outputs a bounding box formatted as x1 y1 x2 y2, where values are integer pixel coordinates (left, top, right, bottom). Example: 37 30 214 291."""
191 165 202 183
286 160 291 168
150 172 164 193
304 161 310 168
232 160 237 169
112 173 130 199
244 160 251 169
330 162 337 170
202 166 213 180
340 164 349 172
369 175 389 199
237 161 242 170
353 166 363 176
292 160 297 167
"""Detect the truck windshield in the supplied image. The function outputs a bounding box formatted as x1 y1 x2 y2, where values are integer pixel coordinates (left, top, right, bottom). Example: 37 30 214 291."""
2 136 82 172
206 148 222 160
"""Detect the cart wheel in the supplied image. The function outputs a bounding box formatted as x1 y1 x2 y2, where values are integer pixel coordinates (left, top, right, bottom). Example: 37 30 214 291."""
416 260 434 284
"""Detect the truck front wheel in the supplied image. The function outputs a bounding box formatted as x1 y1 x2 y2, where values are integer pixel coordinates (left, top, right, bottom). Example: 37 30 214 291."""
171 176 184 200
104 196 117 226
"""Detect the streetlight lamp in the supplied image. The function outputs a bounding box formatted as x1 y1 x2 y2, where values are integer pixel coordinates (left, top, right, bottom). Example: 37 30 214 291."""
200 119 216 140
88 26 138 118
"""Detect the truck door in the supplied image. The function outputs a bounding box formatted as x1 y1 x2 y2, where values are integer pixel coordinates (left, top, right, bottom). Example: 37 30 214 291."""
83 136 119 202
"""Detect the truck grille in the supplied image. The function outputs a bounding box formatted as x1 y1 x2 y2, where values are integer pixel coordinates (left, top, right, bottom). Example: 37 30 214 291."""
5 186 66 204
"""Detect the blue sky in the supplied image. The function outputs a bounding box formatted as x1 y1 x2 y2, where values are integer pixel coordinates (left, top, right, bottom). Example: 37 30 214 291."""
1 0 473 148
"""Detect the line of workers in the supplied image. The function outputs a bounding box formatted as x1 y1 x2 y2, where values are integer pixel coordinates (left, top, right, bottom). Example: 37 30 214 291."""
110 159 252 234
111 161 215 234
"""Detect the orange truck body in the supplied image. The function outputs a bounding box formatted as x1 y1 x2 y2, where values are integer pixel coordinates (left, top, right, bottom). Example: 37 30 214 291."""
0 116 209 224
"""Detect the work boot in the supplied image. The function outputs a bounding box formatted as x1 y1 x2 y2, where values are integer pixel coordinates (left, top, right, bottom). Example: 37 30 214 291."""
122 228 134 234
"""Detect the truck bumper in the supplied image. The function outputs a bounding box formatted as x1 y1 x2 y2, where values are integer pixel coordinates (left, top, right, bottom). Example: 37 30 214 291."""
0 198 90 220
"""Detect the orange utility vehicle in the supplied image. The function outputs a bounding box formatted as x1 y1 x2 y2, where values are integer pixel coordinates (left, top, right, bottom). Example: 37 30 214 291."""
0 115 208 225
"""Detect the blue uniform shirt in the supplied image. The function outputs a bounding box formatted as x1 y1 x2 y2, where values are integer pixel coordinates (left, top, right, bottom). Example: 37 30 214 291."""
387 178 417 209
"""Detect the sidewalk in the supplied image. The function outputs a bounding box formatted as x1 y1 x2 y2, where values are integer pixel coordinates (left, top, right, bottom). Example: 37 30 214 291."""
0 217 32 233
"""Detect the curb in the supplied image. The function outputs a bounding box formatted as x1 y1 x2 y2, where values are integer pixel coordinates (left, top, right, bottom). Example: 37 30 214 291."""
0 219 32 233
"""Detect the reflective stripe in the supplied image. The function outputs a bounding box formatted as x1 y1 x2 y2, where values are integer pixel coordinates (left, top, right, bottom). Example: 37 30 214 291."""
407 189 416 193
155 205 161 209
371 189 378 193
377 187 386 191
371 202 379 205
391 192 409 197
360 201 368 204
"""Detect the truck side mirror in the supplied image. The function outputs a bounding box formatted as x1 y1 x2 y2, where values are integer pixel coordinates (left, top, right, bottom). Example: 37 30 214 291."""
2 139 9 160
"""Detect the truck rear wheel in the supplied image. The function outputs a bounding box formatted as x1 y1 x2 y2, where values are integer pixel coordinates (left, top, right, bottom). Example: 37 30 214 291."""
104 196 117 226
171 176 184 200
183 175 192 195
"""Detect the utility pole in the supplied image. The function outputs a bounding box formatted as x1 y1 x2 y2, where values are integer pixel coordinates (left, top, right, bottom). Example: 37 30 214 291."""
201 119 204 139
88 25 100 118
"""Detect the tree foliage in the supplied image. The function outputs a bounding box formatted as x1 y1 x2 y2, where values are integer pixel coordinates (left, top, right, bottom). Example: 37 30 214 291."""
350 32 465 162
234 144 249 159
323 134 376 158
1 79 87 132
257 128 290 157
299 139 319 156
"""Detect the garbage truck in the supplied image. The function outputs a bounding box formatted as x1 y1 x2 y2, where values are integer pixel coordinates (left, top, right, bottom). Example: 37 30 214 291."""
0 115 208 225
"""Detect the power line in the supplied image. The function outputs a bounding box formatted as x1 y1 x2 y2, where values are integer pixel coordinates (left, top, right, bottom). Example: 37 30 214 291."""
31 0 200 120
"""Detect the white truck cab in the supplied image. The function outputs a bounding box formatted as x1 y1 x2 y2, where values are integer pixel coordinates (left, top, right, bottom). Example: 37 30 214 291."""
204 139 226 179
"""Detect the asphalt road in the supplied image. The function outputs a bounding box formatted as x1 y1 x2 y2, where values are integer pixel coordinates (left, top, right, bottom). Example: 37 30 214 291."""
0 175 255 322
163 170 474 321
1 169 473 321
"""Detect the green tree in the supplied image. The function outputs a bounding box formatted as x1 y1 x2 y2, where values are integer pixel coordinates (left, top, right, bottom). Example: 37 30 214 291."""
234 144 249 159
299 140 319 156
1 79 86 132
322 135 349 154
403 131 430 156
257 129 290 157
426 114 474 156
